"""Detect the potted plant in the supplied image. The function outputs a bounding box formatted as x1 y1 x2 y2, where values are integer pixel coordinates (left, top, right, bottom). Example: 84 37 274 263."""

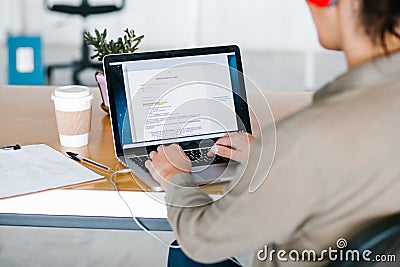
84 28 144 112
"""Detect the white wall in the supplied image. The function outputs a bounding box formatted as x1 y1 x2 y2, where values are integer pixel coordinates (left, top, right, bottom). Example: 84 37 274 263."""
200 0 320 51
0 0 322 51
0 0 346 87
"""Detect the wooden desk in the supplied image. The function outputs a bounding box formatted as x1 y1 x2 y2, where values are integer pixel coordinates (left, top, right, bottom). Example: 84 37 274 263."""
0 85 312 192
0 85 150 192
0 85 312 230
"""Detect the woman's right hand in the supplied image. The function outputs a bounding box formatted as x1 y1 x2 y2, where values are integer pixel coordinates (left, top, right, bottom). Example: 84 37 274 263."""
207 132 254 163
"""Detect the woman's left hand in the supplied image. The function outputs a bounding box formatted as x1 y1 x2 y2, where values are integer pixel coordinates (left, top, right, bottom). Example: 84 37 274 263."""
145 144 192 189
207 132 254 163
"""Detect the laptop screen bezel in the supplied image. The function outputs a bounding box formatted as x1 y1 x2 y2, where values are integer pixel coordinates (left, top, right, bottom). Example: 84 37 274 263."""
103 45 252 158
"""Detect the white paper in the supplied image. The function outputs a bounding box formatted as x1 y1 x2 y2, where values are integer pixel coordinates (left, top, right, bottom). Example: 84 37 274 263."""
0 144 103 199
16 47 34 73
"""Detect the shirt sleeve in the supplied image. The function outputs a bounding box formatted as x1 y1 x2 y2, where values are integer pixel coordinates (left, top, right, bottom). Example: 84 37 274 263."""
165 122 324 264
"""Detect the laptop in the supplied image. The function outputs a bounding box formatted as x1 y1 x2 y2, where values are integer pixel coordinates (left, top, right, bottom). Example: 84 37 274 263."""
103 45 252 191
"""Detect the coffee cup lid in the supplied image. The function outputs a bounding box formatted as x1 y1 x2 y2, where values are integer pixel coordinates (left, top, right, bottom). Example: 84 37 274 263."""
52 86 92 99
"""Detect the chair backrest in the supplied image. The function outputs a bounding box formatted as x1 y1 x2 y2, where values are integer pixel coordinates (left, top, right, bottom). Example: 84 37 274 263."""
44 0 125 17
326 212 400 267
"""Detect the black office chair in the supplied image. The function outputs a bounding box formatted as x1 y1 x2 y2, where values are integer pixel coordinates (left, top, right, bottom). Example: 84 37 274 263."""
326 212 400 267
44 0 125 85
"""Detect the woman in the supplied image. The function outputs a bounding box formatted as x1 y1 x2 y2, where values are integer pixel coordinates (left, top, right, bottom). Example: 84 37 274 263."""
145 0 400 266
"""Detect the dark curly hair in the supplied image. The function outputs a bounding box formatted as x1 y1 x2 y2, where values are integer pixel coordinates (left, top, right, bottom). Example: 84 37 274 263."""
360 0 400 51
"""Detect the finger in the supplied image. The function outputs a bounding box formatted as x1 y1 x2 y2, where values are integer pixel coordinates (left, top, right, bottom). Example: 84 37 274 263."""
215 136 232 147
170 143 180 148
208 144 219 157
157 145 164 151
149 151 157 160
221 133 229 138
217 132 253 150
163 144 181 154
145 160 154 173
216 132 242 147
167 144 189 160
178 146 190 160
214 145 242 162
145 160 161 183
214 145 231 159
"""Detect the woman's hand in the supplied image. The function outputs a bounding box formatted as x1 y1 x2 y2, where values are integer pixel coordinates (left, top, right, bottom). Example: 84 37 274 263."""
145 144 192 189
207 132 254 163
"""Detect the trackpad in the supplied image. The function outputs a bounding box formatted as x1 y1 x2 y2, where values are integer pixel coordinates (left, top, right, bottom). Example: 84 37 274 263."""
192 164 237 183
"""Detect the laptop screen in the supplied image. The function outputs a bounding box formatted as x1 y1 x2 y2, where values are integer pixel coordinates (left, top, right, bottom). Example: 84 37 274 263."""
104 46 251 156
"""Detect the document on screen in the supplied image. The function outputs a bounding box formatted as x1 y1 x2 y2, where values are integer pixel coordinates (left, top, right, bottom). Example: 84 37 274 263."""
122 57 239 145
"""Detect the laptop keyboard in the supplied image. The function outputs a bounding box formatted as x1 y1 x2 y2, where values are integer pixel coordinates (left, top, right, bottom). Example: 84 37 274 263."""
129 147 229 173
130 155 151 173
184 148 229 166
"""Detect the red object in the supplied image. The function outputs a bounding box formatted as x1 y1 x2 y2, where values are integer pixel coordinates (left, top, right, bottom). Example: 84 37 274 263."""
307 0 337 7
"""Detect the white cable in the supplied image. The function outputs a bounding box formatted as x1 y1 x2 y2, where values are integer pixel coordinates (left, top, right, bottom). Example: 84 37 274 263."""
230 257 242 266
109 169 181 249
110 169 242 266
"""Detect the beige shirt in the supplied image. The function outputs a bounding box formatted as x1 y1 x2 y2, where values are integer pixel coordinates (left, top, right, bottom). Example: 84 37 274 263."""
165 52 400 267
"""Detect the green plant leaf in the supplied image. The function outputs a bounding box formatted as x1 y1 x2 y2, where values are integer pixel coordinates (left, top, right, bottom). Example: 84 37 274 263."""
84 28 144 62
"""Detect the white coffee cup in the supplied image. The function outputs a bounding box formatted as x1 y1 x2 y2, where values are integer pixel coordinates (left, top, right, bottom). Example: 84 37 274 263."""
51 86 94 147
